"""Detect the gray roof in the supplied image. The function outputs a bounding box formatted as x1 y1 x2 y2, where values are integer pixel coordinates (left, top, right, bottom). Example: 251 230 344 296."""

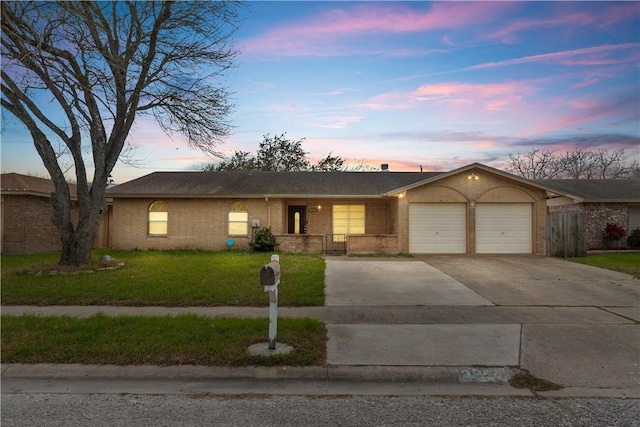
536 179 640 201
106 171 443 198
1 173 78 198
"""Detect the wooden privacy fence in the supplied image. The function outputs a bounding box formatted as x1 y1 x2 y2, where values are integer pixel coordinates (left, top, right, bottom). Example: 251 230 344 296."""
547 211 586 257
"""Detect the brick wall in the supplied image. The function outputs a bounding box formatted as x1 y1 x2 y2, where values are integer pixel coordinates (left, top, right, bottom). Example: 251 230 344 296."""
111 198 273 251
1 194 108 254
1 194 62 253
276 234 324 252
348 235 399 253
584 203 628 249
111 197 397 252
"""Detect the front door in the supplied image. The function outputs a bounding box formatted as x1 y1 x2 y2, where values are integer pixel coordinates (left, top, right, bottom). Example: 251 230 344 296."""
288 206 307 234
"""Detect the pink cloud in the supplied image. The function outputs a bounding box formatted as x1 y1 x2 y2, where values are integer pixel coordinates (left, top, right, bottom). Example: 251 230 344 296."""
488 13 596 43
242 3 513 57
364 81 535 112
488 3 639 43
522 90 639 136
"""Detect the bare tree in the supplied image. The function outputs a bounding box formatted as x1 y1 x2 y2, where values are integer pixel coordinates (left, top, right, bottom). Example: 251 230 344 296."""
557 148 596 179
593 149 639 179
505 149 561 179
1 1 239 265
506 147 638 180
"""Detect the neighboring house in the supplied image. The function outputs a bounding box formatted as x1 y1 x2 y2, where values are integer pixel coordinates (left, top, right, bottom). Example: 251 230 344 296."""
106 163 564 255
1 173 111 254
538 179 640 250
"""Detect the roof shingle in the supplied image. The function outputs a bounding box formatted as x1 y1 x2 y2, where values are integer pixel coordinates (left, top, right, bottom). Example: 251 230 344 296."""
106 171 443 197
536 179 640 201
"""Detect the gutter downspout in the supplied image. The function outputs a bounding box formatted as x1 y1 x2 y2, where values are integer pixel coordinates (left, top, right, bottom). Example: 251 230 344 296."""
264 197 271 228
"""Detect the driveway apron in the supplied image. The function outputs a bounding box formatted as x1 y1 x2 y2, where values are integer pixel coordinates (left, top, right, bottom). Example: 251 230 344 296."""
324 258 520 367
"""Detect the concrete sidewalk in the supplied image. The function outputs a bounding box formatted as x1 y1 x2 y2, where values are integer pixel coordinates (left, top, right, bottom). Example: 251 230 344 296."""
2 303 638 394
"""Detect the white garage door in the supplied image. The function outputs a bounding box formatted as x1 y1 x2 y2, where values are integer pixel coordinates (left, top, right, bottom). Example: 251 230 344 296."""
476 204 532 254
409 203 466 253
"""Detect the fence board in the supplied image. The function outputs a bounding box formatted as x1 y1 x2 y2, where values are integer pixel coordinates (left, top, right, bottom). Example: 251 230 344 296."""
547 211 586 257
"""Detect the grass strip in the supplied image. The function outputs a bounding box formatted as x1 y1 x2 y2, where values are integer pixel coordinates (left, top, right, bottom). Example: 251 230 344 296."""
1 250 325 306
568 253 640 279
1 314 326 366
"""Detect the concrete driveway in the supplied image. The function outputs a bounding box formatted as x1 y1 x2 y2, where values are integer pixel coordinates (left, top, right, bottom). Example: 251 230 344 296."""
418 254 639 309
325 258 492 306
324 255 640 389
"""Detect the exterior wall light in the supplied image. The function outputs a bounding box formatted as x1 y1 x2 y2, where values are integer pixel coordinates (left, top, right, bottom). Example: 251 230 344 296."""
468 173 479 180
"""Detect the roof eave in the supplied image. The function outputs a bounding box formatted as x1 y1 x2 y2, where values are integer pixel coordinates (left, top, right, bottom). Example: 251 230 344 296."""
106 193 390 199
582 198 640 203
384 163 576 197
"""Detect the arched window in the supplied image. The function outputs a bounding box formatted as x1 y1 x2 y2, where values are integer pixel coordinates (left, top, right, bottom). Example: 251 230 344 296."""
148 201 168 236
228 202 248 236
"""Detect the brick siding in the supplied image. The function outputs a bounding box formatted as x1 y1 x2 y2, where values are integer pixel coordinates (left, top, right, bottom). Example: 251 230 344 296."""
1 194 109 254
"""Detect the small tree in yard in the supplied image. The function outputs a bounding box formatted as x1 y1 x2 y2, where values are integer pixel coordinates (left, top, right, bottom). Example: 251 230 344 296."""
1 1 240 265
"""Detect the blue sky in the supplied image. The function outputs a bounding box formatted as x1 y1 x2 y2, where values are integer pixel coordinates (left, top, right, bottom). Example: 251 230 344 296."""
2 1 639 183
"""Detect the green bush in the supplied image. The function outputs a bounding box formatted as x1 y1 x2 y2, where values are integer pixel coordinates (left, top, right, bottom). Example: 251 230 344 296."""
249 227 278 252
627 229 640 248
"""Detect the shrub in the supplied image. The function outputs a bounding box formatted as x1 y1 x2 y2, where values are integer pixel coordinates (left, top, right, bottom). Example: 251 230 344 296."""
249 227 278 252
603 223 627 241
627 229 640 248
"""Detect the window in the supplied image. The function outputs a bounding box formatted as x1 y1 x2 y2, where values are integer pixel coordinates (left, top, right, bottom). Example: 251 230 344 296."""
333 204 365 234
228 202 248 235
148 201 168 236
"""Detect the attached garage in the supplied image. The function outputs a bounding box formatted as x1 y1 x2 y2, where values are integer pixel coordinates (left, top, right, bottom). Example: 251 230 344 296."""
409 203 466 253
476 204 532 254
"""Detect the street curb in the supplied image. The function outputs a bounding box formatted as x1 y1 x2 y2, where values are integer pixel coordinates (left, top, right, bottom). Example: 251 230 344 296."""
1 363 509 383
3 364 638 398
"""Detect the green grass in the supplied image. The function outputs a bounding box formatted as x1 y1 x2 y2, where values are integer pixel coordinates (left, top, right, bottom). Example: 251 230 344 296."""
1 314 326 366
1 250 325 306
568 253 640 278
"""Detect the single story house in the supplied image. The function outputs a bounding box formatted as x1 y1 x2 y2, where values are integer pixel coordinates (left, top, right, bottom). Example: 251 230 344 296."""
1 173 111 254
106 163 570 255
537 179 640 250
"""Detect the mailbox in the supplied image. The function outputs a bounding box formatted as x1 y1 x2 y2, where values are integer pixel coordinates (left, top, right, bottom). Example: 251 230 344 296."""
260 257 280 285
260 254 280 350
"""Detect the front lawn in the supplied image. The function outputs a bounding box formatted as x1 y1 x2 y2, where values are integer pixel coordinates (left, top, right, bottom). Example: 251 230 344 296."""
568 252 640 279
1 314 326 366
1 250 325 306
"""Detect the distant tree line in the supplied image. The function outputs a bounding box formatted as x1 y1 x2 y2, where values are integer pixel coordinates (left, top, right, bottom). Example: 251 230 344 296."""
505 148 639 179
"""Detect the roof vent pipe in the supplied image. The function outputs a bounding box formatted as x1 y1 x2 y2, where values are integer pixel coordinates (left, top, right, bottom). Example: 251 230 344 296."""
381 164 389 172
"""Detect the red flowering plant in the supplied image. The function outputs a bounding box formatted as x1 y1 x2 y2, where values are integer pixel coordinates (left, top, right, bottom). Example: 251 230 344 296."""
603 223 627 241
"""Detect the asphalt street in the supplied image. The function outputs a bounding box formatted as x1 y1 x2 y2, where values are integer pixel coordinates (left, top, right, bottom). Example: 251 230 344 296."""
3 393 639 427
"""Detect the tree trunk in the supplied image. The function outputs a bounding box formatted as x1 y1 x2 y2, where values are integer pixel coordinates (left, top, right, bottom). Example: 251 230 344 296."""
51 178 107 267
59 229 96 266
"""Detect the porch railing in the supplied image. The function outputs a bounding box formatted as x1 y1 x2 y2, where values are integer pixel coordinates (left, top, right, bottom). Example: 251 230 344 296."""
326 234 347 255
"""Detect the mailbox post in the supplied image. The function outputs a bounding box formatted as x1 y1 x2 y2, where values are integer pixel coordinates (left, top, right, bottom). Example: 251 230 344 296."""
259 254 280 350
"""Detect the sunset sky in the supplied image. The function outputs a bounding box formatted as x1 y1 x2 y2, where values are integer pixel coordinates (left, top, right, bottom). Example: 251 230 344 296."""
2 1 639 183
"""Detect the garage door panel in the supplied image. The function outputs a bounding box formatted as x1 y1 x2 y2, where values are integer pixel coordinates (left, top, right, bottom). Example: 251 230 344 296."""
409 203 466 253
476 204 532 254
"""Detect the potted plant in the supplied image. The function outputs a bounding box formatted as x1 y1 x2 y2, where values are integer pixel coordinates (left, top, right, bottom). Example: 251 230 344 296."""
603 223 627 249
